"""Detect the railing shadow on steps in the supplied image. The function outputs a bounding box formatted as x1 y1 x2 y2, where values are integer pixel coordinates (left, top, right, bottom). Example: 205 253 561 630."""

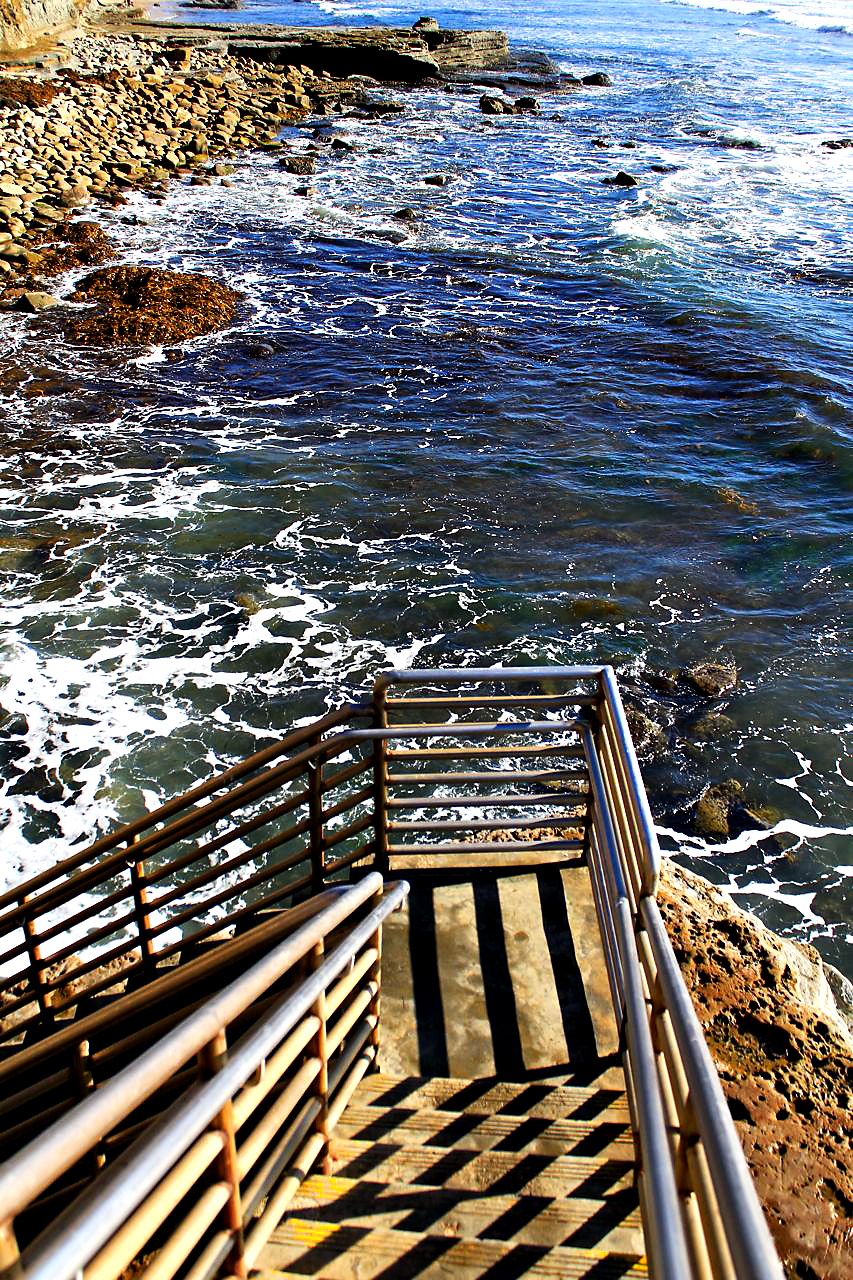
0 665 783 1280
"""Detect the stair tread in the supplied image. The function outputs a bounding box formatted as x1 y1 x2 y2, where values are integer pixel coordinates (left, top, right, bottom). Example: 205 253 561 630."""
259 1218 647 1278
353 1073 630 1121
336 1104 633 1158
329 1137 635 1198
288 1171 643 1252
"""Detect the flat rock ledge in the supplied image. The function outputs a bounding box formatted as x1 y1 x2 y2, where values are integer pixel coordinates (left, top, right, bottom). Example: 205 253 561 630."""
660 862 853 1280
125 20 511 84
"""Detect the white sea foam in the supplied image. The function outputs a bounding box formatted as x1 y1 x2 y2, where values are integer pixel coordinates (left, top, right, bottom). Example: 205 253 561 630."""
660 0 853 35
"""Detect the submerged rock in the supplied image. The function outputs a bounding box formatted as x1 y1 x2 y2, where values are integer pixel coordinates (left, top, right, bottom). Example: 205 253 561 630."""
687 710 737 741
582 71 612 87
659 862 853 1280
625 708 667 760
66 266 242 346
684 658 739 697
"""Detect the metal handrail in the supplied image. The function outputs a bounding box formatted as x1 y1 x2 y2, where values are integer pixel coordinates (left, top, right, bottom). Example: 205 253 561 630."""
580 667 782 1280
0 872 408 1280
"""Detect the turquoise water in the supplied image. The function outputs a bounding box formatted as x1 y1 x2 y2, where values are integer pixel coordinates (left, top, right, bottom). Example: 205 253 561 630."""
0 0 851 971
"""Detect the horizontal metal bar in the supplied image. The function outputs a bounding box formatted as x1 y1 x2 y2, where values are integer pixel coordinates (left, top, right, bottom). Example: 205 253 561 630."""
385 694 597 708
387 744 585 760
388 816 587 832
387 792 584 809
386 769 587 785
375 666 604 691
347 720 581 740
386 839 583 855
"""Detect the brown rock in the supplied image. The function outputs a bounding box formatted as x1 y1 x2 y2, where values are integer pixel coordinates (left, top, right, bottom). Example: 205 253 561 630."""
659 863 853 1280
695 778 743 837
685 658 739 697
66 265 242 346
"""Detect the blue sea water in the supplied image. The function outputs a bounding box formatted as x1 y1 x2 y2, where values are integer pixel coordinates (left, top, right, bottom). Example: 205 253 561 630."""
0 0 851 970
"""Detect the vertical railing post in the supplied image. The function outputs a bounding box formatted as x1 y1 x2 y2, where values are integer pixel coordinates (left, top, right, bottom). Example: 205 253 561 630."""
371 686 390 875
367 885 383 1071
0 1219 20 1278
308 940 331 1173
198 1029 247 1278
128 835 156 979
20 894 53 1028
72 1039 106 1176
307 741 325 894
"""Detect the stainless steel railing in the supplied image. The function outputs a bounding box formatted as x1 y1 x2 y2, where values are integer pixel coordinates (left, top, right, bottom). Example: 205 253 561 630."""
0 664 783 1280
0 872 408 1280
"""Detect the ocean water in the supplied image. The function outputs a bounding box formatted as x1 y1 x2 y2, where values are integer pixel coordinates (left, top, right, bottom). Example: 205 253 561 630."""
0 0 851 972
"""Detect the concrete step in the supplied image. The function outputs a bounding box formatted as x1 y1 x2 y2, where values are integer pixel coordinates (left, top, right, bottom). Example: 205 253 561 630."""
353 1072 631 1121
335 1104 633 1160
328 1137 636 1198
288 1171 643 1253
257 1219 647 1278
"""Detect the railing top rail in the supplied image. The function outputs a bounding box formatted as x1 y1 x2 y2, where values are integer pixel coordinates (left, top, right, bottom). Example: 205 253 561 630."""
375 666 605 693
0 872 393 1221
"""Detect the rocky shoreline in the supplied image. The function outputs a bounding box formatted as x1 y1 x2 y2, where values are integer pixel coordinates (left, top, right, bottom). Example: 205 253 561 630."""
0 15 577 334
660 863 853 1280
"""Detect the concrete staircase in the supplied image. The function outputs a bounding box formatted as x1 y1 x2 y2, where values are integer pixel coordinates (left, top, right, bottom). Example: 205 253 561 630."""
254 1072 646 1279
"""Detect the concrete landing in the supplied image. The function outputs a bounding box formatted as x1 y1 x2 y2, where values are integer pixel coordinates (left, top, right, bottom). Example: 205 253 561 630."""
378 864 619 1084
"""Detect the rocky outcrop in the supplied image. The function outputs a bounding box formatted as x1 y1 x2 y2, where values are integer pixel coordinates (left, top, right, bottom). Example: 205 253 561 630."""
127 21 511 83
66 264 242 344
659 862 853 1280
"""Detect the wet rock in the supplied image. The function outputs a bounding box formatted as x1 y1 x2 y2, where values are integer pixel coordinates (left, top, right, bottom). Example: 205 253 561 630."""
620 140 637 148
602 170 638 187
687 711 737 741
684 658 739 697
66 266 242 346
582 71 612 86
625 708 667 760
14 291 61 313
480 93 509 115
413 16 439 30
210 162 235 176
242 342 275 358
424 173 452 186
695 778 743 838
280 155 316 175
822 138 853 150
393 207 418 222
294 185 315 197
659 862 853 1280
591 137 610 148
